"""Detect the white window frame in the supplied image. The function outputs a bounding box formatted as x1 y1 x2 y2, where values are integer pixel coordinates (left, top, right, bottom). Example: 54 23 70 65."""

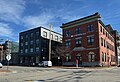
30 48 33 52
43 31 47 37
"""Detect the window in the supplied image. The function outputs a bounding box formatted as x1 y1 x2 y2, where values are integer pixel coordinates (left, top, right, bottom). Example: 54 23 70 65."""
106 42 109 49
66 30 70 37
25 35 28 39
104 39 106 47
66 55 71 62
106 32 108 37
36 39 39 44
25 42 28 45
87 36 94 45
20 49 23 53
55 35 58 40
76 28 81 34
102 52 104 62
43 31 47 37
105 53 106 62
60 37 62 42
30 48 33 52
21 43 23 46
30 40 33 45
102 53 106 62
75 38 82 47
101 38 103 46
25 49 28 53
88 52 95 62
31 33 33 37
87 25 94 32
103 29 105 34
66 40 70 46
100 26 102 32
36 31 39 36
36 47 39 52
21 36 23 40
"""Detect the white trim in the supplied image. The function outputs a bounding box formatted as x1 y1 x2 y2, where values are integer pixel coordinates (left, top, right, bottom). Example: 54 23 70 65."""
87 35 94 37
75 37 82 39
65 39 71 41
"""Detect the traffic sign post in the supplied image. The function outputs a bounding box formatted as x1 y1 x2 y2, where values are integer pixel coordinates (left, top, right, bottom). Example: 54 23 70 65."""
6 55 11 71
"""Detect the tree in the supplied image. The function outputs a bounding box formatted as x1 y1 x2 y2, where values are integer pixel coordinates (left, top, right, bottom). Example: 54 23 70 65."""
52 43 71 58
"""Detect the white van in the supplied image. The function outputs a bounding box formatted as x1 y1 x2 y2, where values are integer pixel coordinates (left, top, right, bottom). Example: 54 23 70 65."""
0 63 3 68
39 61 52 67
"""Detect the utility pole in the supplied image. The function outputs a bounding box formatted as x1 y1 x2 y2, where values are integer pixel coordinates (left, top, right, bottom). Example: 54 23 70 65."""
48 24 52 66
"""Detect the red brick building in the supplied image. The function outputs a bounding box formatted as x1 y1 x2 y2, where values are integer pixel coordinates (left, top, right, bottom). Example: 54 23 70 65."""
61 12 116 66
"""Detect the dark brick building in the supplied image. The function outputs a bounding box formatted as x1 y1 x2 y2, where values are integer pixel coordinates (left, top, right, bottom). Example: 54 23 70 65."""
19 26 62 66
61 12 116 66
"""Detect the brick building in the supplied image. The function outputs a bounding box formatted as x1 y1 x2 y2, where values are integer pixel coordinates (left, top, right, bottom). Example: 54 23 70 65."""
0 41 19 65
112 30 120 65
4 40 19 65
0 45 4 62
61 12 116 67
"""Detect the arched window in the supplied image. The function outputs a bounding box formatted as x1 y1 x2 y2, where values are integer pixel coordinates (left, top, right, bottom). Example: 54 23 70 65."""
102 52 106 62
88 52 95 62
66 54 71 62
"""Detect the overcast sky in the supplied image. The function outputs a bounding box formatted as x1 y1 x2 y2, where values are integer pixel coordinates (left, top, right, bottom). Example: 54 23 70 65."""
0 0 120 42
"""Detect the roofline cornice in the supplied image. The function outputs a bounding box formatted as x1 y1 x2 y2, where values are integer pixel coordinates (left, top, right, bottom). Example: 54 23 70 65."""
60 12 101 29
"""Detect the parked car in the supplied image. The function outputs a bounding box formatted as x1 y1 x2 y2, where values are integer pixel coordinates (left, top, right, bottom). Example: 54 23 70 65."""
0 63 3 68
38 62 44 67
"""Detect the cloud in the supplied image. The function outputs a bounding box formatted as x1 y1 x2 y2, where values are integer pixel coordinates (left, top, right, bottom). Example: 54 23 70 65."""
21 1 88 33
23 12 54 28
0 0 25 24
0 23 15 39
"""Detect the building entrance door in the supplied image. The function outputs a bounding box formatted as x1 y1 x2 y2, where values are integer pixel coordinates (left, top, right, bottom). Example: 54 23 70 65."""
76 54 82 66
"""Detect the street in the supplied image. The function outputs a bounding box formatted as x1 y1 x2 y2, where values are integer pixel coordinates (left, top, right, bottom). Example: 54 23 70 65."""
0 66 120 82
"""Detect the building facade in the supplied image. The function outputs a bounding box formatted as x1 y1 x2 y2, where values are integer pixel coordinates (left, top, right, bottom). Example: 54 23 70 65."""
19 27 62 66
1 40 19 65
61 12 116 67
0 40 19 65
112 30 120 65
0 44 5 62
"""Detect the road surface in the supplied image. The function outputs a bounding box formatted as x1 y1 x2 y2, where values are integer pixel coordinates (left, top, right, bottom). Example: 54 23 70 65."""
0 66 120 82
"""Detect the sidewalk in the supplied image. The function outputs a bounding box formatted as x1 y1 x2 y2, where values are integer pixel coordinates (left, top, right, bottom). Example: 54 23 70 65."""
51 66 117 70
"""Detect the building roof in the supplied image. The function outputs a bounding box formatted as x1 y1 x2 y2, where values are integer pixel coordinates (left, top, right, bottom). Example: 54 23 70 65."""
60 12 101 28
20 26 62 36
98 20 114 38
106 24 114 31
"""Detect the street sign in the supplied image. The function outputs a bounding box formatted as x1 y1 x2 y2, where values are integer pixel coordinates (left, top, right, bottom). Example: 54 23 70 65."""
6 55 11 61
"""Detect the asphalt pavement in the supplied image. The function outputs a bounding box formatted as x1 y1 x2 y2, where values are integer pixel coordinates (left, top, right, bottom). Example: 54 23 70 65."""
0 66 120 82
